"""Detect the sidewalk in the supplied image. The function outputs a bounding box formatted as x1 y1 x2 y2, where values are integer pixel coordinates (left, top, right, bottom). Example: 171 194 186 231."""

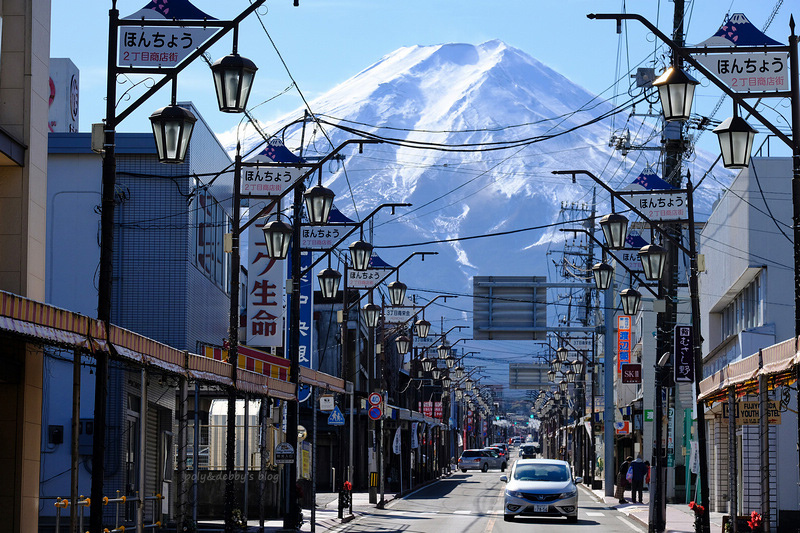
586 485 725 533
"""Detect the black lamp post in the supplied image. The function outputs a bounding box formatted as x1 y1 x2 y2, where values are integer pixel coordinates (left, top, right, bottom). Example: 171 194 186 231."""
149 100 197 164
349 238 373 271
395 334 412 356
437 342 450 360
592 262 614 290
317 262 342 300
556 346 569 363
304 184 335 224
211 53 257 113
552 359 563 374
599 212 629 249
415 318 431 339
361 303 381 328
639 243 668 281
262 219 293 260
713 106 759 169
388 280 407 307
652 65 699 122
422 357 434 373
620 288 642 316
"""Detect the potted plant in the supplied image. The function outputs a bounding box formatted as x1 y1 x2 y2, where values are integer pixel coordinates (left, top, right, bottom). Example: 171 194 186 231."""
688 501 705 530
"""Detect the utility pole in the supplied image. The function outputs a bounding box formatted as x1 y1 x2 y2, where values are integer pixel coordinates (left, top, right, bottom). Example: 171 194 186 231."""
651 2 685 531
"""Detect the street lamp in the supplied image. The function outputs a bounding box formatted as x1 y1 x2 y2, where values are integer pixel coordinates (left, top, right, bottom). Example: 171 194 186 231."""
556 346 569 363
713 106 758 169
317 262 342 300
415 318 431 339
443 377 452 388
437 342 450 360
573 358 585 376
262 219 293 260
421 357 434 373
361 303 381 328
547 369 556 382
454 366 464 380
303 183 336 224
149 101 197 164
465 378 474 392
599 212 629 249
620 288 642 315
652 65 699 122
432 368 442 380
558 380 568 393
639 243 668 281
349 238 373 271
445 356 455 369
395 335 411 356
592 262 614 290
388 280 407 307
211 52 258 113
551 359 563 374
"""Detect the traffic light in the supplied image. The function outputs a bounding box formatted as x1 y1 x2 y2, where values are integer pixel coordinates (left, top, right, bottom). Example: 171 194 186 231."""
530 414 534 419
495 416 500 421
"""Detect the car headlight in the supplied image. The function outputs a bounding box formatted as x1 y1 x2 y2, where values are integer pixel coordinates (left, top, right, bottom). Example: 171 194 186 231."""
506 490 524 498
559 489 577 499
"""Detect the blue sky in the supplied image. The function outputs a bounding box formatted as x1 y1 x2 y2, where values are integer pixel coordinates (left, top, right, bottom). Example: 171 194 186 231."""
50 0 796 156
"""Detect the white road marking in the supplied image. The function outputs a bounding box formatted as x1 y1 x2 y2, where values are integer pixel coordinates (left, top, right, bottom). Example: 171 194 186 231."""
617 515 642 531
585 512 605 516
454 510 472 514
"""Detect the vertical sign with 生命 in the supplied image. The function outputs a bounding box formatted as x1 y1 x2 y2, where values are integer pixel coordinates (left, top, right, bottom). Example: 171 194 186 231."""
247 208 286 347
674 325 694 383
617 316 631 373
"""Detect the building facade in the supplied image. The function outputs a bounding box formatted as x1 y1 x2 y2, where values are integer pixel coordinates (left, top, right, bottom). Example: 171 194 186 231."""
698 157 799 527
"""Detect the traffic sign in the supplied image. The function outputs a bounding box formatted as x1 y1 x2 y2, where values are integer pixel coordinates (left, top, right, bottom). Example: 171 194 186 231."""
274 442 295 464
368 406 383 420
368 392 382 405
328 406 345 426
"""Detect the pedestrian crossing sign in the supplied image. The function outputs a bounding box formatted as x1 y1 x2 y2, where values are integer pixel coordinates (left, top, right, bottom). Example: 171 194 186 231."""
328 406 345 426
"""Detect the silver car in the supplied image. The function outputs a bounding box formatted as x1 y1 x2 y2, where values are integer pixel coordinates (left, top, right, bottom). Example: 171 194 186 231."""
500 459 581 522
458 449 500 472
481 448 508 471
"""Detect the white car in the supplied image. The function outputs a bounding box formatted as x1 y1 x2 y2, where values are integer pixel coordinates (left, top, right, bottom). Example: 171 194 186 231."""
500 458 581 522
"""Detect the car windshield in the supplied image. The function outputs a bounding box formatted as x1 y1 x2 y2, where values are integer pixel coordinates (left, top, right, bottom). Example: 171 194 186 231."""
514 463 570 482
520 446 535 453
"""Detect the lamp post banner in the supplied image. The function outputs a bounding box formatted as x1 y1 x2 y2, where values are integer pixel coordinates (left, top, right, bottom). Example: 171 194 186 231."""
617 316 631 373
287 249 314 403
119 2 218 68
346 268 392 289
674 325 694 383
246 207 286 347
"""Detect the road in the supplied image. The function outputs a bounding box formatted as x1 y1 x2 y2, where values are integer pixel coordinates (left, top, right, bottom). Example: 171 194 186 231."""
336 467 646 533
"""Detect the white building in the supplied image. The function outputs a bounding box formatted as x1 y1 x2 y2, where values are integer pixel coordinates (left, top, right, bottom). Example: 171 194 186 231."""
698 157 799 527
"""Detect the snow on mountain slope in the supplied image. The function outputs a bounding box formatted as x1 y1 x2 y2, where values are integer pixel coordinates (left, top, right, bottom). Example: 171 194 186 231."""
221 41 729 383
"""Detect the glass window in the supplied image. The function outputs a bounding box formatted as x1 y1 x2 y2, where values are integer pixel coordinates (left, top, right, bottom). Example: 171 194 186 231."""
514 463 570 481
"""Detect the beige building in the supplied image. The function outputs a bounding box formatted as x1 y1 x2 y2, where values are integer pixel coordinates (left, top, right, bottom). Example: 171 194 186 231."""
0 1 52 532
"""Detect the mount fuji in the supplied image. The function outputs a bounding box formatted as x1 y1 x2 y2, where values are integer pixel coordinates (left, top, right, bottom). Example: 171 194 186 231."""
220 40 729 379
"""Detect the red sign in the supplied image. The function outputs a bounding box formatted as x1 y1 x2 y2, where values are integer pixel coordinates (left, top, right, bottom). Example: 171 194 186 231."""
433 401 442 419
621 363 642 384
418 401 433 417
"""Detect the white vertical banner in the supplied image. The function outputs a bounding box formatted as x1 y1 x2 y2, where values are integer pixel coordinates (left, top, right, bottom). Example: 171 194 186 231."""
247 204 286 347
393 427 402 455
411 422 419 449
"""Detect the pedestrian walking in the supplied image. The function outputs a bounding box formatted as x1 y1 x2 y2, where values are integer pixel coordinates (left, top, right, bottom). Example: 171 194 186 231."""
629 455 648 503
615 455 633 504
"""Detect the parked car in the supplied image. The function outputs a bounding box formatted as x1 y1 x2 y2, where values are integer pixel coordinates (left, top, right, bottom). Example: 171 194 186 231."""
510 436 522 446
500 459 582 522
458 449 505 472
482 448 508 471
486 445 507 460
519 444 537 459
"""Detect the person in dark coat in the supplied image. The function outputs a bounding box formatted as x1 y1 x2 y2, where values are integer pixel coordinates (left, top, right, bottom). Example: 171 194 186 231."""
615 456 633 504
629 455 648 503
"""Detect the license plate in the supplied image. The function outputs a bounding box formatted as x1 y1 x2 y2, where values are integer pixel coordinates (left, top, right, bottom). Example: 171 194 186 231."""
533 504 549 513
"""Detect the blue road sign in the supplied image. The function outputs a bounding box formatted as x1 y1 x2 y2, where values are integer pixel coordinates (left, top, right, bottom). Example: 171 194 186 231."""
328 406 345 426
368 406 383 420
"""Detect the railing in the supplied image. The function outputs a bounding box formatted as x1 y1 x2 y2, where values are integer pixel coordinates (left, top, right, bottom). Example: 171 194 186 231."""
53 491 163 533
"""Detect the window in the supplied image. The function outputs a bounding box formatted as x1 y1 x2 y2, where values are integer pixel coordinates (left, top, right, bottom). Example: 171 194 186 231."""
720 274 763 339
193 189 231 290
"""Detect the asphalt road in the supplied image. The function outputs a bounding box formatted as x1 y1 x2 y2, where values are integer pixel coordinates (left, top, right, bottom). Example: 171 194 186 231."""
336 466 646 533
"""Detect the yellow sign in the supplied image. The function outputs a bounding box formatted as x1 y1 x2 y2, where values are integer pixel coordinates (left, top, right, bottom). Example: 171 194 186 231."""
722 400 781 425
